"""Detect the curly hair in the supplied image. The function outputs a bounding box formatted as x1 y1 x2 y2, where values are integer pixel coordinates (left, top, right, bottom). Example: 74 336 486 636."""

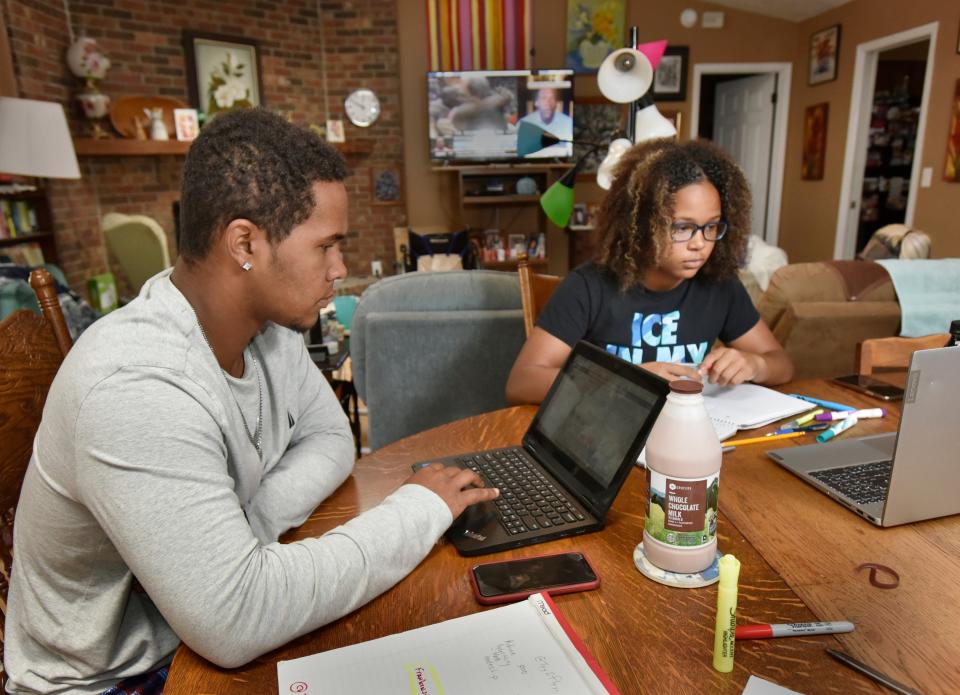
179 108 347 263
594 138 751 291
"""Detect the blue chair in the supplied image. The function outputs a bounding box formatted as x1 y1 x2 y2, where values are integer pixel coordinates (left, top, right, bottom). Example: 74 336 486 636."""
352 271 525 450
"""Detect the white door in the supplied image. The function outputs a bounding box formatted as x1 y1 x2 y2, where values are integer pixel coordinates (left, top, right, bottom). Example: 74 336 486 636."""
712 74 777 241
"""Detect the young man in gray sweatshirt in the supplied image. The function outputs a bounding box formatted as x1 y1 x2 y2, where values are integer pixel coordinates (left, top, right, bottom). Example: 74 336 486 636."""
3 109 498 694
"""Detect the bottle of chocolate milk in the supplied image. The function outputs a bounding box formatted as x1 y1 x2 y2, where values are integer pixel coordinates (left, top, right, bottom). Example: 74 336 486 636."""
643 379 721 573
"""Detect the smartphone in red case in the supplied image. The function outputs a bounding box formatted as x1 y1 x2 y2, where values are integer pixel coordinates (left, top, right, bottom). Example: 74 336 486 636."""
469 551 600 605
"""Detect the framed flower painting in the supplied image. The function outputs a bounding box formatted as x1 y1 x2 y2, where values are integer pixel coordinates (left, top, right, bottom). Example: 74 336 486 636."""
183 32 263 117
565 0 626 73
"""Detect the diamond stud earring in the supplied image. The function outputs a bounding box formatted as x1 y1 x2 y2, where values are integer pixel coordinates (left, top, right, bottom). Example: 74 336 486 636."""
241 262 253 271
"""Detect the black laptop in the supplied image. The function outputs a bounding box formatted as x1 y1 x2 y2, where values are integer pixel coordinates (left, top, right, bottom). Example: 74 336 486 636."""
415 341 669 556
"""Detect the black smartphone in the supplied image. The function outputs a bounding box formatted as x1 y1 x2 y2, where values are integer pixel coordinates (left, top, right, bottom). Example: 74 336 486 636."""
832 374 904 401
469 552 600 605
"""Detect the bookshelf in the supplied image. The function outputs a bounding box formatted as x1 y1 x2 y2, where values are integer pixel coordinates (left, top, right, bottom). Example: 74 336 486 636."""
0 187 56 265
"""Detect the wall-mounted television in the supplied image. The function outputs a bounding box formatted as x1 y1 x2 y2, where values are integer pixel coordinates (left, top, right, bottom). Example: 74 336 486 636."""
428 69 574 163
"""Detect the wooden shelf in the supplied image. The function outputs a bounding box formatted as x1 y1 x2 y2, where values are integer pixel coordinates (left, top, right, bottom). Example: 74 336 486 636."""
463 194 540 205
482 257 548 270
0 232 53 246
74 138 190 156
74 137 375 157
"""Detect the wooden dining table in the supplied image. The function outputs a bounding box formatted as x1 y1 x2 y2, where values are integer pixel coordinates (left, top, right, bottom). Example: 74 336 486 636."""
167 377 956 694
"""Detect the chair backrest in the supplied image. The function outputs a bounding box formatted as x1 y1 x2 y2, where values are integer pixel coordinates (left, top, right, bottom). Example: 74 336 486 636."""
0 302 67 681
29 268 72 358
517 255 561 337
857 334 949 374
101 212 172 292
351 271 525 450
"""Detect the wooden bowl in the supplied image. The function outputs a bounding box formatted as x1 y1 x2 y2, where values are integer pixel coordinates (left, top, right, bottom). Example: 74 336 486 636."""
110 95 188 139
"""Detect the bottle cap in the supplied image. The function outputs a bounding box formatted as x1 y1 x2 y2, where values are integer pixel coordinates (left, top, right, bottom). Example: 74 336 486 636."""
669 379 703 394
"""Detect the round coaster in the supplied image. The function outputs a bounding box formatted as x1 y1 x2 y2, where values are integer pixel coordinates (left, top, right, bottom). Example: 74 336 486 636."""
633 543 722 588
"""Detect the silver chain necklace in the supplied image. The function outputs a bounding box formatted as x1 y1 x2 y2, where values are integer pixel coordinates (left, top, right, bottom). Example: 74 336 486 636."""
194 313 263 458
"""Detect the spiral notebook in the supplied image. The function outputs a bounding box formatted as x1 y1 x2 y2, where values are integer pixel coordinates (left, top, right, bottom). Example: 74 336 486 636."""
277 592 620 694
637 383 811 465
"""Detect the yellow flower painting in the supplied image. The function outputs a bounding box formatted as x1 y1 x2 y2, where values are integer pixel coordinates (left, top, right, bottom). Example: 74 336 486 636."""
565 0 625 73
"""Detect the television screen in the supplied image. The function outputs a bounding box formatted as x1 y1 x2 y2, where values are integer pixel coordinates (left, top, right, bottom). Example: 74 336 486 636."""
428 69 574 162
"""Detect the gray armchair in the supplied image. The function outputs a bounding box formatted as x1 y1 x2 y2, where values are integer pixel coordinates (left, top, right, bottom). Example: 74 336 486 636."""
352 270 526 451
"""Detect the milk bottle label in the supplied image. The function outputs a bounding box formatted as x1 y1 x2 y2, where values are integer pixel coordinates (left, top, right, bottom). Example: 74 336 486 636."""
645 471 719 548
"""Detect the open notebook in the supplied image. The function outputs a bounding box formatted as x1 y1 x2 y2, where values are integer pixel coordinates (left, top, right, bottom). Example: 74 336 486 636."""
638 383 811 465
277 592 619 694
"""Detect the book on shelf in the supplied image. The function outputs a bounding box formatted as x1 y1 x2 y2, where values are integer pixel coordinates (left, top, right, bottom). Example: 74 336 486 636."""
0 242 45 266
277 592 620 694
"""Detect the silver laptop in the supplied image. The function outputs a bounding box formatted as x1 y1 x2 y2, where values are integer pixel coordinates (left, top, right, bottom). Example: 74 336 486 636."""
767 346 959 526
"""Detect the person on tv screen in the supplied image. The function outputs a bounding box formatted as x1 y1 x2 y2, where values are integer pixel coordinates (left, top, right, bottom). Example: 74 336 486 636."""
520 87 572 158
505 139 794 405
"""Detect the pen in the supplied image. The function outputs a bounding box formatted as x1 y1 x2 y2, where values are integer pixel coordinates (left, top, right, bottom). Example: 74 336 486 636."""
789 394 857 412
769 423 830 435
736 621 854 640
785 408 823 428
826 649 921 695
816 416 859 443
721 445 736 453
722 431 805 447
815 408 886 421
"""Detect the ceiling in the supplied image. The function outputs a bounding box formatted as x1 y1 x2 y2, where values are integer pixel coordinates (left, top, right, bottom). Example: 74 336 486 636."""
705 0 853 23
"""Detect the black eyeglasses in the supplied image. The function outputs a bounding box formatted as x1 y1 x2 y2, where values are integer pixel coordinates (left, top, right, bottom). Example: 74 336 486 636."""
670 220 729 242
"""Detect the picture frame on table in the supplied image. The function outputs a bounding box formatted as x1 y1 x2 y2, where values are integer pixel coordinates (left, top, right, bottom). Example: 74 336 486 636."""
652 46 688 102
809 24 841 85
569 203 590 230
573 98 626 178
183 31 263 117
371 166 402 205
507 234 527 259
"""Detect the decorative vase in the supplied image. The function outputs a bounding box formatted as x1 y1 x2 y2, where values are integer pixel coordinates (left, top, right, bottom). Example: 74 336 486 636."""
76 80 111 139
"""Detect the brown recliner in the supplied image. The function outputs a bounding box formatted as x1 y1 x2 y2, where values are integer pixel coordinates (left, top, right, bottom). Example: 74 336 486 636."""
757 260 900 379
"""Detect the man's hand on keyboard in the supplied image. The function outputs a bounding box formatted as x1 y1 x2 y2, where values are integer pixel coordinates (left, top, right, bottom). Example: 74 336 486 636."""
408 463 500 519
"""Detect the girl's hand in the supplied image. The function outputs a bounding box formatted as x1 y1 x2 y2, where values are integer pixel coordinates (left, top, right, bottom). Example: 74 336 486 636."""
699 347 764 386
641 361 703 383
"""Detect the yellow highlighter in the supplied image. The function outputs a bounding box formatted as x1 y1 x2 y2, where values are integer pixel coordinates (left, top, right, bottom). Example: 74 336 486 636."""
713 554 741 673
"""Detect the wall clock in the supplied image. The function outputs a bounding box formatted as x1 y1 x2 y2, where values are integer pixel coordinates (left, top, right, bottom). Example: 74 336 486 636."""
344 88 381 127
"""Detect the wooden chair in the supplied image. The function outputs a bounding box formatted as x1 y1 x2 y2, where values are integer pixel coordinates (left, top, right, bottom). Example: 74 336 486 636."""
857 333 949 374
0 268 71 686
517 255 561 337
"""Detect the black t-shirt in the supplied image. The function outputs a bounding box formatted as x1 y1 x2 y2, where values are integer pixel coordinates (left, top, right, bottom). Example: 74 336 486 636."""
537 262 760 366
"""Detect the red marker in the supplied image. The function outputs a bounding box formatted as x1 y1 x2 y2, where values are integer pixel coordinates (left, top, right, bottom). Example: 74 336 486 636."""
736 621 854 639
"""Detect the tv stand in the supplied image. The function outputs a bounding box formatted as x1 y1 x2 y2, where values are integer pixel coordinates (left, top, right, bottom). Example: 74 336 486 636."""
434 163 570 273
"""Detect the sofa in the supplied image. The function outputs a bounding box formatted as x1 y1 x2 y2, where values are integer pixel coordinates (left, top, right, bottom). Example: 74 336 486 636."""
756 260 900 379
351 270 526 451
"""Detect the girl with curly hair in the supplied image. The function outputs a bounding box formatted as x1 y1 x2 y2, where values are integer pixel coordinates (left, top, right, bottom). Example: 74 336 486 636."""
506 139 793 404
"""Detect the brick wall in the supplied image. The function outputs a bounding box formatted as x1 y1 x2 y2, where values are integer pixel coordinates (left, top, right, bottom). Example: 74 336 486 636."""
3 0 406 291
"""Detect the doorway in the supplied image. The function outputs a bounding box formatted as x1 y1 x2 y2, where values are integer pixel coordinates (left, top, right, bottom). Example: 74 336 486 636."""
833 23 938 259
691 63 792 246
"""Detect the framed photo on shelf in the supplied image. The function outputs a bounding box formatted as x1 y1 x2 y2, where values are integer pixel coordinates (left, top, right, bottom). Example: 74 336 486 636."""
569 203 589 229
507 234 527 259
802 102 829 180
183 31 263 116
173 108 199 141
371 166 402 205
573 98 626 177
809 25 841 85
652 46 688 102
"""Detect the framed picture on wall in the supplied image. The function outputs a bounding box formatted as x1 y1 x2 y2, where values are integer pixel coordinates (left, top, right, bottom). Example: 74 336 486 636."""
943 79 960 181
809 25 841 85
802 102 829 180
371 165 403 205
564 0 626 73
652 47 689 102
573 98 626 177
183 31 263 117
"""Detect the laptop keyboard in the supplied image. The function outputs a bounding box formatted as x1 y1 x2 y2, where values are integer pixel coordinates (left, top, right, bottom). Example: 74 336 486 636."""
809 460 893 505
458 449 585 535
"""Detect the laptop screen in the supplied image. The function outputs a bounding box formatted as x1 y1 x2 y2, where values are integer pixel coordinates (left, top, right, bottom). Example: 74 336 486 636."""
525 342 668 515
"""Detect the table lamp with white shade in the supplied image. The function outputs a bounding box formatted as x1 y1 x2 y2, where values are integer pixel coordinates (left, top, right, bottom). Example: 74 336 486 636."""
0 97 81 179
